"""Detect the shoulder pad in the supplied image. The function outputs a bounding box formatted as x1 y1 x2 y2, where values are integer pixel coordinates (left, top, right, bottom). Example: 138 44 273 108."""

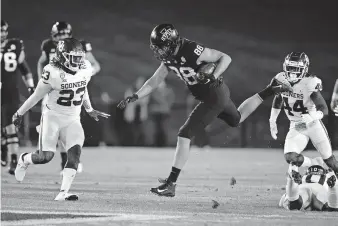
41 64 59 83
8 38 24 50
41 39 54 51
306 76 322 92
181 38 205 58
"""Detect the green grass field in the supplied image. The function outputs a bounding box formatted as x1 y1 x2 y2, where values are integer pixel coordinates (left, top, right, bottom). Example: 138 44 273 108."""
1 147 338 225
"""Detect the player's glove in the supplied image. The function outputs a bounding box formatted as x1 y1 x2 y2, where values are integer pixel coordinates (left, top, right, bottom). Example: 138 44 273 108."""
195 62 217 85
12 112 23 128
117 94 138 109
28 87 35 95
87 110 111 121
269 120 278 140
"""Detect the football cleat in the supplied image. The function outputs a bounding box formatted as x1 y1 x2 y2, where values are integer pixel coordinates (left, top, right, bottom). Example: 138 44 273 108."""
150 178 176 197
1 150 8 167
14 153 29 181
327 172 337 188
54 191 79 201
290 170 302 185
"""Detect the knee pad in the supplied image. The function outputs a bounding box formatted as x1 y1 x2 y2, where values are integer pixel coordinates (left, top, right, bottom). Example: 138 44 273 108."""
217 111 241 128
285 153 304 167
324 155 338 173
65 145 81 170
289 196 303 210
34 151 54 164
227 111 241 127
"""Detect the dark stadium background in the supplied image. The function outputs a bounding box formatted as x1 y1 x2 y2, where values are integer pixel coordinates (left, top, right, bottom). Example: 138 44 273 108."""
2 0 338 148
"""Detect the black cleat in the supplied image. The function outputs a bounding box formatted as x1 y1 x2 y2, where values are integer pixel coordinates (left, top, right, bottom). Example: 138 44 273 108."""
291 170 302 184
150 178 176 197
1 149 8 167
327 174 337 188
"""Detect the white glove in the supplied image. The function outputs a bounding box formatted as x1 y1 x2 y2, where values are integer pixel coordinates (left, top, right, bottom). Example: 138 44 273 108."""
269 120 278 140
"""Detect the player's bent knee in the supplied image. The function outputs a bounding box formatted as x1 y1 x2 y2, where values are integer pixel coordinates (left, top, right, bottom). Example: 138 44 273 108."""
289 196 303 210
284 152 304 167
324 155 338 173
65 145 81 170
5 124 17 134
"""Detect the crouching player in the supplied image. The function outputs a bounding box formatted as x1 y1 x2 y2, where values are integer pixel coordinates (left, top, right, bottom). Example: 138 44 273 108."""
12 38 110 201
279 164 338 211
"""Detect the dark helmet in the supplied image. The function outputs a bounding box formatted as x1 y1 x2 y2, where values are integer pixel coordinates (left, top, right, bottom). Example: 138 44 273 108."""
306 165 326 176
1 20 9 42
283 52 309 83
150 24 180 61
55 38 85 72
51 21 73 41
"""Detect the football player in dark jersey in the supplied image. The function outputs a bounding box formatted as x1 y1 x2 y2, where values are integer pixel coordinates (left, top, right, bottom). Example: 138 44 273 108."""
118 24 291 197
1 20 35 174
331 79 338 116
36 21 101 173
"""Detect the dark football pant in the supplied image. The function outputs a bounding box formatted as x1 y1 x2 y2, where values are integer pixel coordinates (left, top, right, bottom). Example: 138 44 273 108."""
178 83 240 139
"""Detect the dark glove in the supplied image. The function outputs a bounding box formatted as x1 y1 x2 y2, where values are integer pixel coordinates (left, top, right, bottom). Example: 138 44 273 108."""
117 94 138 109
28 87 35 95
87 109 111 121
12 112 23 128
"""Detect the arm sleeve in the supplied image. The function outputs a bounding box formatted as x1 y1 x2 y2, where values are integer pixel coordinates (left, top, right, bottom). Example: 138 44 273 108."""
17 79 52 115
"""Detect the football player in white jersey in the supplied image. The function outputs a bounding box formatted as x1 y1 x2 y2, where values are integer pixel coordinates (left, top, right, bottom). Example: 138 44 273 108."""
269 52 338 174
331 79 338 116
12 38 109 201
279 164 338 211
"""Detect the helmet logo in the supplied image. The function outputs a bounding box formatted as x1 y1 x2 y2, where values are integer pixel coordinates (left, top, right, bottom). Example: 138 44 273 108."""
160 28 173 41
58 41 65 52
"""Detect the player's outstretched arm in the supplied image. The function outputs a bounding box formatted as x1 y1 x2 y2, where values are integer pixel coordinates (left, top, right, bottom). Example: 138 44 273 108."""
331 79 338 116
37 51 48 79
197 48 231 79
117 62 169 109
82 88 110 121
85 52 101 75
13 80 52 127
18 50 35 94
269 94 283 140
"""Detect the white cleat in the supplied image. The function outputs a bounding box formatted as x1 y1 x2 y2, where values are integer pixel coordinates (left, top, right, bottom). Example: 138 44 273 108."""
54 191 79 201
77 162 83 173
15 153 29 182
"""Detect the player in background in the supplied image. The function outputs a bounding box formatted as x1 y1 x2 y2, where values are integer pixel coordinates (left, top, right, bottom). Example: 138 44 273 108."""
269 52 338 175
37 21 101 173
12 38 109 200
279 163 338 211
330 79 338 116
118 24 291 197
1 20 35 174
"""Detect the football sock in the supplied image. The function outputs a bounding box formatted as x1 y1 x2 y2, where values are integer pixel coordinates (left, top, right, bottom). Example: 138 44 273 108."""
168 167 181 183
10 154 17 163
237 93 263 123
60 152 67 169
60 168 76 193
23 153 33 165
327 172 338 209
173 137 191 168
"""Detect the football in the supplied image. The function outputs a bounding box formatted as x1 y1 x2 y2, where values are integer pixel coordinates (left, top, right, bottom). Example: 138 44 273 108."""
198 62 217 75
